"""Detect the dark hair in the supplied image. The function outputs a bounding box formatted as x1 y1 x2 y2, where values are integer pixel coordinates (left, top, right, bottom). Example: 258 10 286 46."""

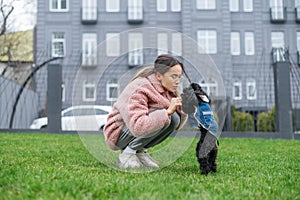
154 54 183 75
131 54 184 81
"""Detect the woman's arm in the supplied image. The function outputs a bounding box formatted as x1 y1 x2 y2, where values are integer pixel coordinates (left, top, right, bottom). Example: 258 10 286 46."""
124 90 171 137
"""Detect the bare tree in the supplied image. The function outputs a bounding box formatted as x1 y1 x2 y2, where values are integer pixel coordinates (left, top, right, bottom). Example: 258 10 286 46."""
0 0 14 35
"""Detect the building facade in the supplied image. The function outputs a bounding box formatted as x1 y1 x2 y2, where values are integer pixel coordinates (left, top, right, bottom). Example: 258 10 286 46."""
35 0 300 116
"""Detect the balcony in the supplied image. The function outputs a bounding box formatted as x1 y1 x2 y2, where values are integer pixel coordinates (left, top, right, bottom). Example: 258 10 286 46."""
296 6 300 23
271 47 289 63
128 7 143 24
81 55 97 68
81 7 97 24
270 6 286 23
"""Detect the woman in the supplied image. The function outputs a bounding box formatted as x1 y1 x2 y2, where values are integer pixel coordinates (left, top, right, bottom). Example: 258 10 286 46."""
103 54 188 169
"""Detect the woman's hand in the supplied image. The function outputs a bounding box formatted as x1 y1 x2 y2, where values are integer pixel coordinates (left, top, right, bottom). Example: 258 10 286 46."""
167 97 182 115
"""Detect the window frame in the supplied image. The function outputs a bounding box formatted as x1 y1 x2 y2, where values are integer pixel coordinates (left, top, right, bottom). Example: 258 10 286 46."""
128 33 143 66
128 0 143 20
196 0 216 10
82 0 97 21
82 33 98 66
245 32 255 55
106 33 120 57
171 33 182 56
243 0 253 12
199 79 217 97
230 0 239 12
51 32 66 58
231 32 241 55
83 80 96 102
171 0 181 12
233 81 242 100
157 0 167 12
271 31 285 48
106 0 120 12
49 0 69 12
106 79 119 101
157 32 168 56
246 79 257 100
197 30 217 54
296 31 300 51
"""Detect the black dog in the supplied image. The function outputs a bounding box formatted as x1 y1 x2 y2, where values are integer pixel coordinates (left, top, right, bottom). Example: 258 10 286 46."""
196 127 218 175
181 83 218 175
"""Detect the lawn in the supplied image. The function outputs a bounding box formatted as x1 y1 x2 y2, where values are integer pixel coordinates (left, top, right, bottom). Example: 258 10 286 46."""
0 133 299 200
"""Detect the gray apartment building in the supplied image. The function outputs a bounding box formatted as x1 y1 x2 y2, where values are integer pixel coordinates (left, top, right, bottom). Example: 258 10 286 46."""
35 0 300 119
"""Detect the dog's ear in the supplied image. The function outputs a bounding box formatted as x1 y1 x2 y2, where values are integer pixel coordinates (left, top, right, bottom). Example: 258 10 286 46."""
191 83 210 103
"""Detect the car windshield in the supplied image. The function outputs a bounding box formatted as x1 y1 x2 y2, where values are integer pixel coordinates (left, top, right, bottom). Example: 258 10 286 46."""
63 108 109 117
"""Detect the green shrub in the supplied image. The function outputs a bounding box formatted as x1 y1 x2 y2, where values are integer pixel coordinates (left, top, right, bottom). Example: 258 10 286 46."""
231 106 254 132
257 106 276 132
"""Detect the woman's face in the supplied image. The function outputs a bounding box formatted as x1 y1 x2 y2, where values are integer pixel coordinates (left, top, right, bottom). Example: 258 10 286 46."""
156 64 182 93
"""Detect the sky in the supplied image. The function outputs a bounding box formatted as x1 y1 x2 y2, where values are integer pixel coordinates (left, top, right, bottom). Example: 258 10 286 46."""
3 0 36 32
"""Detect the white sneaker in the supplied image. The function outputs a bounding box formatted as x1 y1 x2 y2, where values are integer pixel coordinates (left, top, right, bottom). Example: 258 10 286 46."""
136 152 159 168
117 153 143 169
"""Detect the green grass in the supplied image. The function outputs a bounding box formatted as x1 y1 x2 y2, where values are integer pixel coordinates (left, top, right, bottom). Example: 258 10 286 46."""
0 133 300 200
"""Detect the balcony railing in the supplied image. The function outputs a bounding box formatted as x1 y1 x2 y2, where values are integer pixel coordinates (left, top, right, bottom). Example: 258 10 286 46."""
81 54 97 67
271 47 289 63
296 6 300 23
81 7 97 24
270 6 286 23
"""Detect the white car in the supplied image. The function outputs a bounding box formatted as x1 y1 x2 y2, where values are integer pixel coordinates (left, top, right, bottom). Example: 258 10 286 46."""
30 105 112 131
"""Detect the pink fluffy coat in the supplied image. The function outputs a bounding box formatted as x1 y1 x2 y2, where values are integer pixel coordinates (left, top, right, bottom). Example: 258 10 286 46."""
103 73 188 150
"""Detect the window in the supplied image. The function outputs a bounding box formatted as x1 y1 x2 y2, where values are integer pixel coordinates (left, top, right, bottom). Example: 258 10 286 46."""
271 32 286 62
271 31 284 48
297 31 300 51
128 0 143 20
230 0 239 12
245 32 255 55
197 30 217 54
246 79 256 100
243 0 253 12
107 79 118 101
171 33 182 55
156 33 182 56
50 0 68 11
128 33 143 66
231 32 240 55
82 0 97 21
157 33 168 55
199 79 217 96
106 33 120 57
52 32 65 57
82 33 97 66
157 0 167 12
106 0 119 12
196 0 216 10
83 80 96 101
296 0 300 21
270 0 283 7
171 0 181 12
233 81 242 100
270 0 284 20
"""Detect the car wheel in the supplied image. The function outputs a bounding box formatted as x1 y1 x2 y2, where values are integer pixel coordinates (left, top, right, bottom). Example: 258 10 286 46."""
41 125 47 130
99 125 105 132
